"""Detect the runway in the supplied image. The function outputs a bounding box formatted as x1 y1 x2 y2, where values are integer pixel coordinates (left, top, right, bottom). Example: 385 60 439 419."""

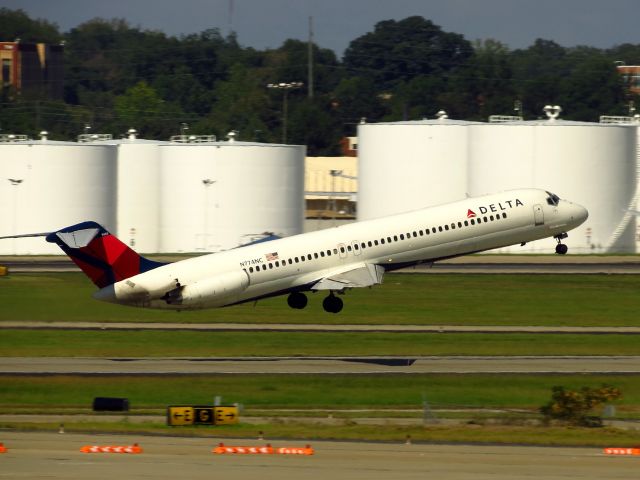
0 431 636 480
3 321 640 334
3 355 640 374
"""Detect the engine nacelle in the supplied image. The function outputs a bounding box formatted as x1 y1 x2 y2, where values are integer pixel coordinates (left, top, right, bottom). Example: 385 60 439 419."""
172 270 249 308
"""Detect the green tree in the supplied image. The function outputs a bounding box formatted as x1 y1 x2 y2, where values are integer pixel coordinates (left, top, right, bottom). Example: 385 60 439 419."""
287 99 341 155
343 16 473 90
114 81 186 139
540 385 622 427
202 63 273 141
331 76 387 135
0 8 61 43
559 53 627 120
263 39 342 96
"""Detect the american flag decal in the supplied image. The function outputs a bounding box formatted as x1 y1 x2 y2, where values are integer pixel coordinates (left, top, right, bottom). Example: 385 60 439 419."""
467 209 476 218
265 252 279 261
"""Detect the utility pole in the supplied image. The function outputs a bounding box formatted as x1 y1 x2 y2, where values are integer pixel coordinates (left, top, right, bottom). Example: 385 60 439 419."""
267 82 303 144
308 16 314 99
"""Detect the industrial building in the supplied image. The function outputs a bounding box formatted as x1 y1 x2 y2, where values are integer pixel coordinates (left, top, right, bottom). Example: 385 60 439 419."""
0 41 64 99
0 133 117 255
357 109 638 254
1 106 638 255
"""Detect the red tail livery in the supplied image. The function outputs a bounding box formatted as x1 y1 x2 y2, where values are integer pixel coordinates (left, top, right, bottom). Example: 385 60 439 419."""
45 222 165 288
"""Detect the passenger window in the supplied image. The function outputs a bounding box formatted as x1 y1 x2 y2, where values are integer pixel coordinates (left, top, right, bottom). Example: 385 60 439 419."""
249 267 254 273
457 222 462 228
368 241 373 247
432 227 437 233
470 219 475 225
464 220 469 226
502 213 507 219
444 225 449 231
314 253 318 259
490 215 494 221
399 234 405 240
262 264 267 271
340 246 345 253
275 261 280 267
393 235 398 242
294 257 299 263
307 254 312 260
381 239 385 244
320 251 325 257
374 240 379 245
269 263 273 269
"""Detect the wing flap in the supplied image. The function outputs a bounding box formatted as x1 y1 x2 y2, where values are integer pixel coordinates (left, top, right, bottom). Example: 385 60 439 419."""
311 263 385 290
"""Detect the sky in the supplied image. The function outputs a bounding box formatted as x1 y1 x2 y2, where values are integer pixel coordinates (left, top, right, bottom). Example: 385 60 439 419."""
3 0 639 56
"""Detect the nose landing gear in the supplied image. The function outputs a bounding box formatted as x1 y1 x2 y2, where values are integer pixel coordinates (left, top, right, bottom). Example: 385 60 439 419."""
554 233 568 255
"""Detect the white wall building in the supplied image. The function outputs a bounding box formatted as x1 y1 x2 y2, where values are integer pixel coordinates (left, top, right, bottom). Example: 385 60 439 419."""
159 141 305 253
0 137 117 254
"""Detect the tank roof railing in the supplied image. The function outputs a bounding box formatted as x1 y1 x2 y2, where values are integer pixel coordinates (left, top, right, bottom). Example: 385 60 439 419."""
488 115 524 123
0 134 29 142
77 133 113 142
599 115 640 124
169 134 217 143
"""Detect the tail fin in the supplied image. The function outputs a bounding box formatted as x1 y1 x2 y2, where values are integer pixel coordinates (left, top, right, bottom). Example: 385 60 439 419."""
46 221 165 288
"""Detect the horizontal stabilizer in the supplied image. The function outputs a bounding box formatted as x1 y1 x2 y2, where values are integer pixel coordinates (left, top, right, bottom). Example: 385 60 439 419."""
312 263 385 290
0 232 52 240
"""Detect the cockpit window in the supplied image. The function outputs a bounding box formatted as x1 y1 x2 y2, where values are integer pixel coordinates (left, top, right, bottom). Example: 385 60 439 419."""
546 191 560 206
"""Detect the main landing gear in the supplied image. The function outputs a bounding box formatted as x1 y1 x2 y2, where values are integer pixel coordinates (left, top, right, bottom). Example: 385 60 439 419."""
286 291 343 313
322 292 343 314
554 233 568 255
287 291 308 309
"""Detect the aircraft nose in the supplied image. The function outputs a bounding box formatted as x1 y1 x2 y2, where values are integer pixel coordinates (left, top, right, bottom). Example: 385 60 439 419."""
566 201 588 227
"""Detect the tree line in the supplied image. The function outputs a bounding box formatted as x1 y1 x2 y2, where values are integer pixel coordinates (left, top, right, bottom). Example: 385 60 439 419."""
1 8 639 154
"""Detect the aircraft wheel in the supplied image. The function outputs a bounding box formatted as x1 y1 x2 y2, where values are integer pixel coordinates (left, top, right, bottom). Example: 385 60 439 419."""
555 243 568 255
322 294 343 314
287 292 308 309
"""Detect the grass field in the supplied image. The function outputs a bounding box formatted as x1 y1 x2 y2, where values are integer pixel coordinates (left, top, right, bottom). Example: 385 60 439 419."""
1 272 639 326
2 374 637 409
2 373 638 446
2 271 639 444
1 329 640 356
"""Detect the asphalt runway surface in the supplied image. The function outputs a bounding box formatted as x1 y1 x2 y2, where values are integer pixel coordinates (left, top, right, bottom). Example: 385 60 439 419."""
1 431 638 480
3 355 640 375
4 321 640 334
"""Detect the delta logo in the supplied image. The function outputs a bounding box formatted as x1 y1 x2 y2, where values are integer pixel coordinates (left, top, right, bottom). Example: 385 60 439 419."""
467 199 524 217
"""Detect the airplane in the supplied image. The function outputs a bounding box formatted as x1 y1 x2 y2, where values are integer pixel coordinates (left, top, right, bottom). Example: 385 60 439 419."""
2 188 587 313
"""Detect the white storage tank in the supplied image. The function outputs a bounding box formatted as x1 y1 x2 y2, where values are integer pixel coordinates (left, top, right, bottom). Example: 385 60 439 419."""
0 136 117 254
159 140 305 252
469 112 637 253
94 130 164 254
357 116 475 220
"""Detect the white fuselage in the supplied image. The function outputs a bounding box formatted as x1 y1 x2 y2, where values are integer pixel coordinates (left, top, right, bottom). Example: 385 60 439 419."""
94 188 588 310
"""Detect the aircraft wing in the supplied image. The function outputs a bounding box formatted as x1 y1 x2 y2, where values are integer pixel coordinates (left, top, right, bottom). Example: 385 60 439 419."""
311 263 385 290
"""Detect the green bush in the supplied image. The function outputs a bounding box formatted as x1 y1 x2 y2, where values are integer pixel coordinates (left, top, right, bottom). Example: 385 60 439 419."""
540 385 622 427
